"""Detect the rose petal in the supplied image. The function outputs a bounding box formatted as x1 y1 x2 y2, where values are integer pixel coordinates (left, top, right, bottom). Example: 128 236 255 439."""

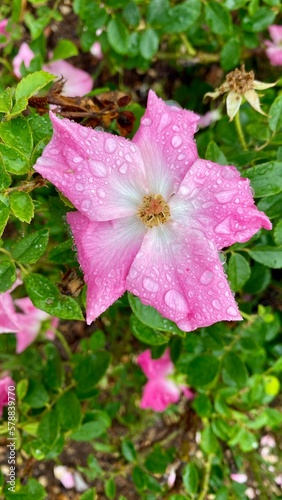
67 211 145 324
0 375 15 417
226 91 242 120
43 60 93 97
173 158 271 248
127 222 242 331
265 43 282 66
133 90 199 198
244 89 267 116
269 25 282 45
140 378 180 412
34 113 148 222
13 42 35 78
0 292 20 333
137 349 174 379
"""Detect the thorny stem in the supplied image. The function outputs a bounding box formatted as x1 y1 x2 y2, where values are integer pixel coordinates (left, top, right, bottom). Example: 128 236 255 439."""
234 111 247 151
180 33 196 56
198 454 213 500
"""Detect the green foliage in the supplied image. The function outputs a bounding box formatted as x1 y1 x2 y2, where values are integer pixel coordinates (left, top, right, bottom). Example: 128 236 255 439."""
0 1 282 499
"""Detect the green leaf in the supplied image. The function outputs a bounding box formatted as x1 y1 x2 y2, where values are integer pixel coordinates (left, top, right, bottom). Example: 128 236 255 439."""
0 163 11 189
139 28 159 60
182 462 199 495
24 379 49 408
128 293 183 335
12 228 49 264
130 315 169 346
0 116 33 157
244 161 282 197
80 489 97 500
4 478 46 500
9 96 29 117
205 2 232 34
0 88 13 113
43 344 64 390
15 71 55 101
244 262 271 294
222 352 248 388
9 192 34 223
201 425 219 453
145 446 173 474
192 393 212 418
74 352 110 398
107 17 130 55
147 0 169 24
38 411 59 445
16 379 28 400
71 420 108 441
121 439 137 462
0 259 16 292
258 192 282 219
227 253 251 291
186 354 220 387
269 94 282 133
0 200 10 237
24 273 84 320
52 39 79 60
249 246 282 268
48 239 75 264
0 144 30 175
105 478 116 500
163 0 201 33
220 37 240 71
274 220 282 245
122 2 141 27
56 391 81 430
205 140 227 165
242 7 276 32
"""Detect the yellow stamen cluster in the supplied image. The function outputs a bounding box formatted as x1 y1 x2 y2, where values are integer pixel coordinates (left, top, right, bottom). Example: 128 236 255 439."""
137 194 170 228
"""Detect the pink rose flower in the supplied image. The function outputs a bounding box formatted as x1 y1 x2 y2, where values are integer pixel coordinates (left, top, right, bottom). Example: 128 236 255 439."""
0 283 59 353
0 19 9 48
265 25 282 66
0 375 15 417
34 91 271 331
12 43 93 96
137 349 194 412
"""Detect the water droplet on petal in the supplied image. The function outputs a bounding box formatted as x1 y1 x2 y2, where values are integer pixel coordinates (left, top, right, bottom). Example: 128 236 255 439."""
227 306 238 316
73 156 83 164
178 153 186 160
119 163 128 174
200 270 214 285
214 217 231 234
81 199 92 211
141 117 152 126
165 100 182 110
143 277 159 292
105 137 117 153
97 187 106 199
130 145 136 153
164 289 188 313
75 183 84 191
214 190 236 203
171 135 183 148
89 159 108 177
212 299 221 310
178 318 192 331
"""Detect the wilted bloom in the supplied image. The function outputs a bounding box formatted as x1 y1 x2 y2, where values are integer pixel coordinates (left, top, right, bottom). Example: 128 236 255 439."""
265 25 282 66
0 283 58 353
54 466 75 489
230 473 248 483
12 43 93 96
137 349 194 412
205 65 276 120
0 375 15 417
34 90 271 331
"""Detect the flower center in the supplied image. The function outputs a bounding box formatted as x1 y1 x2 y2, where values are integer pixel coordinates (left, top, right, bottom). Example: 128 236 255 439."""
137 194 171 228
225 65 254 94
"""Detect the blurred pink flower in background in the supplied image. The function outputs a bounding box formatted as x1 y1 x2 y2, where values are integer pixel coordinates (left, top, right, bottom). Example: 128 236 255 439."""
198 109 221 128
137 349 194 412
0 19 9 48
265 25 282 66
90 41 103 60
34 91 271 331
54 466 75 489
0 375 15 417
230 473 248 483
12 43 93 96
0 282 58 353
